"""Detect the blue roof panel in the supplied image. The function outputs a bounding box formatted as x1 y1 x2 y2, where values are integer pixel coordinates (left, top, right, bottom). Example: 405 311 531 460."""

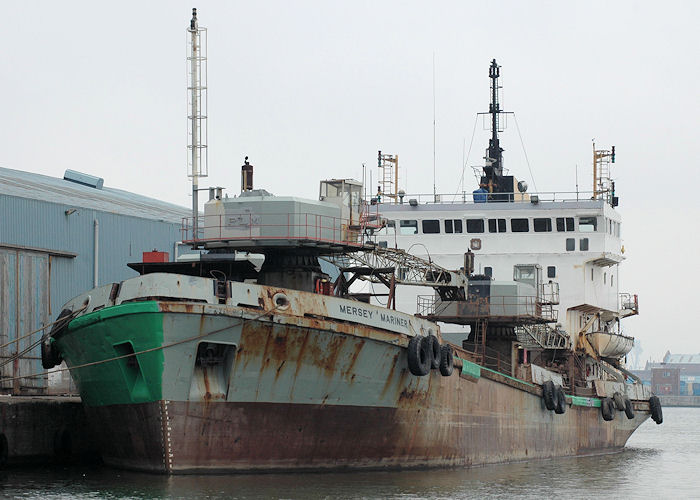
0 167 190 223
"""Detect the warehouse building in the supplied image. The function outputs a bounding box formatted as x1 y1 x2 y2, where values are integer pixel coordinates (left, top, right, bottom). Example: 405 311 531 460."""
633 352 700 396
0 167 193 395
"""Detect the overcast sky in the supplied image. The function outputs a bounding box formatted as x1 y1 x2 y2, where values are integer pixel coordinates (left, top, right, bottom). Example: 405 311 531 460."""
2 1 698 365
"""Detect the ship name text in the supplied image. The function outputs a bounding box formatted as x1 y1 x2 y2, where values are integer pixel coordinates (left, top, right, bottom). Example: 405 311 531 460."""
337 304 408 328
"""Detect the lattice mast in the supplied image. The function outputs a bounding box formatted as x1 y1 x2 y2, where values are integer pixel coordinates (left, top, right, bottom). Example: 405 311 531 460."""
486 59 504 179
592 142 616 206
377 151 399 204
187 8 208 238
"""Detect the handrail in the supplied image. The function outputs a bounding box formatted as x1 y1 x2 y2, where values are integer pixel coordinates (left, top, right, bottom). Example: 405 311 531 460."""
417 294 556 321
372 190 604 206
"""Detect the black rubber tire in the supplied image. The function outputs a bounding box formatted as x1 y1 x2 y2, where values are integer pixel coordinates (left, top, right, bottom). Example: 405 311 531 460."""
41 338 62 370
601 397 615 421
407 336 431 376
624 396 635 420
554 385 567 414
542 380 556 411
612 392 625 411
427 335 441 370
439 344 454 376
649 395 663 424
49 308 73 337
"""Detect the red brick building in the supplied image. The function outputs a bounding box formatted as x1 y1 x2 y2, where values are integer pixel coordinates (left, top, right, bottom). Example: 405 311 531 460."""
651 366 681 395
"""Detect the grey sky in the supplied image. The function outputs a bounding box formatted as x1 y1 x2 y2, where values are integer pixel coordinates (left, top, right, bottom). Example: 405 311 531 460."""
2 1 698 365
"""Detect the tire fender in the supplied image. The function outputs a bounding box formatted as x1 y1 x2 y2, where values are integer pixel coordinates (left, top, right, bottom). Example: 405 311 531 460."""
542 380 556 411
439 344 454 376
407 335 431 376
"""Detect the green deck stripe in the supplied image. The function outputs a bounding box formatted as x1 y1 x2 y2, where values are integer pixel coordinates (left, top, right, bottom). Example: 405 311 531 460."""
570 395 602 407
480 365 535 387
458 357 481 379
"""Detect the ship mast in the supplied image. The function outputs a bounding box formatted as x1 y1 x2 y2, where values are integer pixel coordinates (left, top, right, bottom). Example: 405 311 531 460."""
477 59 512 200
486 59 504 179
187 8 208 239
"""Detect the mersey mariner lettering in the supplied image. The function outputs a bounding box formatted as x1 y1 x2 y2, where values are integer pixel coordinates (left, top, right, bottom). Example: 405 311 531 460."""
337 304 408 328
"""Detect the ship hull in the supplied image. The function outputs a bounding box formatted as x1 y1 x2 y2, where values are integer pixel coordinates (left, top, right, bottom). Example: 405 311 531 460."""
54 280 650 474
87 379 646 474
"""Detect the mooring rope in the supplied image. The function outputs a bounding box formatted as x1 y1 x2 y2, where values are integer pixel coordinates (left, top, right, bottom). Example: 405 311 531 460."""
0 302 88 352
0 304 279 383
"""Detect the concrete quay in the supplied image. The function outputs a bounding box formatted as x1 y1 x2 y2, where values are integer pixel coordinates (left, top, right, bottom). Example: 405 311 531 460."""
658 395 700 407
0 395 99 466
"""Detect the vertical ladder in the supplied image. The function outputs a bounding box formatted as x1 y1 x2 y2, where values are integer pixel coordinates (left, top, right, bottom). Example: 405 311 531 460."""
377 151 399 204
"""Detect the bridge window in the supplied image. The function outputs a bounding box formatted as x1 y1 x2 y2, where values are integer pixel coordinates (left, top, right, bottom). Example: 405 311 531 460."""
547 266 556 278
511 218 529 232
556 217 574 232
466 219 484 233
488 218 506 233
566 238 575 251
579 216 598 232
421 220 440 234
399 220 418 235
445 219 463 234
534 218 552 232
580 238 589 251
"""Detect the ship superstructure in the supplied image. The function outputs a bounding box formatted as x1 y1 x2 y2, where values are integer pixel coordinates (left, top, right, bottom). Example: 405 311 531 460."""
365 60 639 392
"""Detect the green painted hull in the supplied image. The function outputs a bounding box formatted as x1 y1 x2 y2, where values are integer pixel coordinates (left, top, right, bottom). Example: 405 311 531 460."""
56 302 165 406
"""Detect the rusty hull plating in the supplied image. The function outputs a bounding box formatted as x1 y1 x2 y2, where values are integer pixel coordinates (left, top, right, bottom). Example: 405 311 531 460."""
53 274 650 473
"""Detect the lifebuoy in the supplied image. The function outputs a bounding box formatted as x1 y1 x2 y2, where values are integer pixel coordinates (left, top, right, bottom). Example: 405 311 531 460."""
439 344 454 376
407 335 431 376
554 385 567 414
649 395 663 424
601 397 615 421
542 380 556 411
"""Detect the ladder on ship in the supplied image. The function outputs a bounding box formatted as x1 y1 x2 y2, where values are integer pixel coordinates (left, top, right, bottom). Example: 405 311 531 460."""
593 142 616 205
515 324 571 350
377 151 399 204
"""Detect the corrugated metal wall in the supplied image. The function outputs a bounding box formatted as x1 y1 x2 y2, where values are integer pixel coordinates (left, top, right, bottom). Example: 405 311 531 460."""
0 194 189 394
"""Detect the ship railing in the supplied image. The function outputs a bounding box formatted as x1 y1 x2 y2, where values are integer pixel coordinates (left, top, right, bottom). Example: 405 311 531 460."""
619 292 639 316
539 282 560 305
373 189 601 205
417 294 553 322
358 201 385 229
181 212 371 248
460 343 513 376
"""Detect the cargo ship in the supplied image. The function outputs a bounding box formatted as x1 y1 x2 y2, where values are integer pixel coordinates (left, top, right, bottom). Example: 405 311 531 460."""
40 12 661 474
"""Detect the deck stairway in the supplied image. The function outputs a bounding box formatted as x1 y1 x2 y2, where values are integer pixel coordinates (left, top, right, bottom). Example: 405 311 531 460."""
516 324 570 349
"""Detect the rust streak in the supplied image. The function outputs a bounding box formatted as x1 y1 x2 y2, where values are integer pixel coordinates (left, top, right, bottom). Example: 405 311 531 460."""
381 352 401 398
342 340 364 378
